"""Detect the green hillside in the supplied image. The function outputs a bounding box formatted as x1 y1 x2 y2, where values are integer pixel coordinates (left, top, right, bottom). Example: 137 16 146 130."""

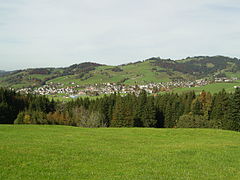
1 56 240 90
0 70 8 76
48 60 184 86
0 125 239 179
172 82 240 94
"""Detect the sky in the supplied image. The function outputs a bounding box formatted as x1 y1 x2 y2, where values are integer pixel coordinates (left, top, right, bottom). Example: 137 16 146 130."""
0 0 240 70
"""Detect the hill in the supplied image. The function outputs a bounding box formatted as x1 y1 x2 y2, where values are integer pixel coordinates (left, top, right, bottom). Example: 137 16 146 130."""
0 62 103 88
0 125 239 179
1 56 240 90
0 70 9 77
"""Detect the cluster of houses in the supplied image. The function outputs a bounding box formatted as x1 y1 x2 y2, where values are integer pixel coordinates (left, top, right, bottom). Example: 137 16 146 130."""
16 77 238 98
16 84 76 96
214 77 238 82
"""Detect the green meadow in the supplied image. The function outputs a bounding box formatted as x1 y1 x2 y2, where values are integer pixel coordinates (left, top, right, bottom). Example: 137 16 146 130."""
47 61 185 86
0 125 240 179
173 82 240 94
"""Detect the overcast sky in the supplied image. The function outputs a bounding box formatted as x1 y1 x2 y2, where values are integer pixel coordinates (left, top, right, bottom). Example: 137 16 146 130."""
0 0 240 70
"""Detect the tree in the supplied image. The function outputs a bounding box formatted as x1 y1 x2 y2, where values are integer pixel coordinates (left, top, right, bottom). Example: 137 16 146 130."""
88 111 105 128
177 114 209 128
0 88 27 124
191 98 202 115
163 95 179 128
181 91 196 114
142 96 156 127
198 91 212 119
226 88 240 131
134 90 147 127
14 112 25 124
111 95 123 127
210 89 229 128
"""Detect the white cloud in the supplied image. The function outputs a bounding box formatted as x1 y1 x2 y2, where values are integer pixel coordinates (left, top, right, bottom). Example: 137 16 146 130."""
0 0 240 70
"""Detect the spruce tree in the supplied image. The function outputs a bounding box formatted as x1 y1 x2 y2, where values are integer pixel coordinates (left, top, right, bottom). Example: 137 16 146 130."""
142 96 156 127
111 95 125 127
191 98 202 115
227 88 240 131
210 89 229 128
134 90 147 127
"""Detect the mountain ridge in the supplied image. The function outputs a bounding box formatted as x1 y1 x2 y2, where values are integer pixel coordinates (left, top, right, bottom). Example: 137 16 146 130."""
1 55 240 89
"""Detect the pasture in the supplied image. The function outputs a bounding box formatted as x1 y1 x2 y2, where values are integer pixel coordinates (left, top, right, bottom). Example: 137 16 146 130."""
0 125 239 179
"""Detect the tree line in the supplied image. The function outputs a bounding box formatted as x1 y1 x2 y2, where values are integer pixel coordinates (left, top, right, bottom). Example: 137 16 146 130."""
0 87 240 131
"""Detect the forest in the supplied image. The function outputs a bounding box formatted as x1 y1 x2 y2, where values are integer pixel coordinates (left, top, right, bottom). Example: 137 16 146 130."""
0 87 240 131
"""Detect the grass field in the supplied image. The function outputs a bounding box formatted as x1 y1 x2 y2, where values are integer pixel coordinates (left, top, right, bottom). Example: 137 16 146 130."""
173 82 240 94
46 61 189 87
0 125 240 179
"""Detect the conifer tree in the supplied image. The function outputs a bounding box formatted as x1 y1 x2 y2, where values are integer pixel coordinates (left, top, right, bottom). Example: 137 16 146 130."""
142 96 156 127
134 90 147 127
227 88 240 131
191 98 202 115
182 91 195 114
210 89 229 128
111 95 125 127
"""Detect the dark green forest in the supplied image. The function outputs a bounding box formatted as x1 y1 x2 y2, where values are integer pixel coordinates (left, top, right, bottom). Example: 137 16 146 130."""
0 88 240 131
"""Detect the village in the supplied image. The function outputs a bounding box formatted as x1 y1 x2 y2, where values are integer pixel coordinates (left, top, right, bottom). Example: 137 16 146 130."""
16 77 238 98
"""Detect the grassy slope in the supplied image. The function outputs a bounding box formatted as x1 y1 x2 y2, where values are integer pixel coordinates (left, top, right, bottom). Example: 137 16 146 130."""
173 82 240 94
0 60 189 88
1 56 240 94
0 69 63 89
0 125 239 180
48 61 190 86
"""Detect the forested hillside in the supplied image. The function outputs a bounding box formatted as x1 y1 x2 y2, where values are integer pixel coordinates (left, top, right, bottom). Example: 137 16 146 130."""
1 87 240 131
0 70 9 77
0 62 102 88
1 56 240 89
152 56 240 77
